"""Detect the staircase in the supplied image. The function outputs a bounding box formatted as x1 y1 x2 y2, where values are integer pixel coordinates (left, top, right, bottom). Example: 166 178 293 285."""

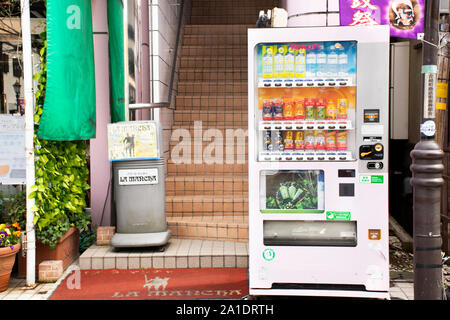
166 0 279 242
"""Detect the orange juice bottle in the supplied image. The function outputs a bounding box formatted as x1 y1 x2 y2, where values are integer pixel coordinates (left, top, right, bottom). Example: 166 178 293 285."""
337 98 348 119
284 130 294 150
294 99 305 119
294 131 304 150
283 98 294 120
325 130 336 150
336 130 347 150
326 100 337 120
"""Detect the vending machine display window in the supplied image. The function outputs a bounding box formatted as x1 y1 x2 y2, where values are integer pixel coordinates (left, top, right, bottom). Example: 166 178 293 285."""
260 170 324 213
255 40 358 162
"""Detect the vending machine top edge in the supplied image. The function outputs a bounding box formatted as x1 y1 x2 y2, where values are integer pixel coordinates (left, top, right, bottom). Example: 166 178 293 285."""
248 25 390 299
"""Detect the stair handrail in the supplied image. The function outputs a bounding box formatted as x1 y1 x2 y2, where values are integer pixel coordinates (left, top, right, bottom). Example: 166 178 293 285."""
129 0 184 117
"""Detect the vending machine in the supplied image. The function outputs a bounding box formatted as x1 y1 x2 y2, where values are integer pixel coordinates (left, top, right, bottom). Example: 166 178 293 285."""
248 25 390 299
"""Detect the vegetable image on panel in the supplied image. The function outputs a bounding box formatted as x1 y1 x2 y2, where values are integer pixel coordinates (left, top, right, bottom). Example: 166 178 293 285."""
263 170 324 213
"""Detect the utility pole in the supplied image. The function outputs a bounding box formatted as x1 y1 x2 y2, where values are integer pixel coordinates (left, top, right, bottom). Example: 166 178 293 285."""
410 0 443 300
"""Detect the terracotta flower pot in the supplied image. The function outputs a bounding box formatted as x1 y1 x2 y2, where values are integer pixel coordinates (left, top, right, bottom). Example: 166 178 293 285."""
17 227 79 278
0 243 20 292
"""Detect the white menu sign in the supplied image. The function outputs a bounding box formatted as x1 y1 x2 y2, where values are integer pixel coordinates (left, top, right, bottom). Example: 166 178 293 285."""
0 115 26 185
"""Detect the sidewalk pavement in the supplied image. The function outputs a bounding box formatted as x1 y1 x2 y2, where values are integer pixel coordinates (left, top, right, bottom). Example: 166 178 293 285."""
0 258 414 300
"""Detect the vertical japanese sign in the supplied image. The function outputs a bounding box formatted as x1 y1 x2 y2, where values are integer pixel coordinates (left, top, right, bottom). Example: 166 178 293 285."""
339 0 425 39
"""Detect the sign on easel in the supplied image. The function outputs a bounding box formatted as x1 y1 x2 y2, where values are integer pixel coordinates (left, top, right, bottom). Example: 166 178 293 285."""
107 121 161 161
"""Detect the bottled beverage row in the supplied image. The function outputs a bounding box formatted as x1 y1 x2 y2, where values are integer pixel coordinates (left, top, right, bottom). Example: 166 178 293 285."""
263 130 348 152
262 97 348 121
261 42 355 79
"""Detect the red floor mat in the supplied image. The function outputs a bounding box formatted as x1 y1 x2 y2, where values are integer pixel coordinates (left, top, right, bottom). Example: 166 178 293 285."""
50 268 248 300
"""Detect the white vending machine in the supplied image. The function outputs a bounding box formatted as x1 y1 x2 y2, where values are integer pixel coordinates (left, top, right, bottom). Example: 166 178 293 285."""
248 25 390 299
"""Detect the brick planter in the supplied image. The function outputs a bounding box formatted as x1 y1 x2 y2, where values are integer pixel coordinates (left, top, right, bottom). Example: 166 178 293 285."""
16 227 79 278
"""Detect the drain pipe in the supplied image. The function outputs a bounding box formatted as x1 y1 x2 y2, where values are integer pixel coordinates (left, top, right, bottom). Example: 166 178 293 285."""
141 0 151 120
20 0 36 287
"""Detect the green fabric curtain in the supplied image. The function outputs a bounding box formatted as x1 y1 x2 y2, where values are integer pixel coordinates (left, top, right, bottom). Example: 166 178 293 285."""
38 0 96 140
107 0 126 123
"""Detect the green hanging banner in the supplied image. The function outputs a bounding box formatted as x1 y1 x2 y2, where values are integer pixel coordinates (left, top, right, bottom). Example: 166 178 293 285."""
38 0 96 140
107 0 126 123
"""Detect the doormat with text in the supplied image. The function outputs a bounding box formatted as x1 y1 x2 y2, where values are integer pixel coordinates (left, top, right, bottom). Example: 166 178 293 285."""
49 268 248 300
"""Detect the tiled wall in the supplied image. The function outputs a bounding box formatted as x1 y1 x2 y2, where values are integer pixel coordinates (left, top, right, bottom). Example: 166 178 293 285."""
149 0 191 170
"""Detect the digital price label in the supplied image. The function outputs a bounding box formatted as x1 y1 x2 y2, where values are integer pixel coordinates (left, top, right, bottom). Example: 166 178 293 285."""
364 109 380 123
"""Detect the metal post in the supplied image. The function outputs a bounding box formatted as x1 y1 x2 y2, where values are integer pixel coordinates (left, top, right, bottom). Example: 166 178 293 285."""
410 0 443 300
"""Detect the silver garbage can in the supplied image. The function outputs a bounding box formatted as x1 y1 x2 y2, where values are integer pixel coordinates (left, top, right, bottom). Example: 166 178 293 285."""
110 158 171 248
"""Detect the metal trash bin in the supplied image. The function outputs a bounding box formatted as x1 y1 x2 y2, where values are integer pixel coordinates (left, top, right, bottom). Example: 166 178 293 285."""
110 159 171 248
107 121 171 248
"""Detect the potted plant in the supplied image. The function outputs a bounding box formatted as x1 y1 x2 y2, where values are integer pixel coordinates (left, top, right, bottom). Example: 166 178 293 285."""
0 222 21 291
3 190 91 278
26 28 91 276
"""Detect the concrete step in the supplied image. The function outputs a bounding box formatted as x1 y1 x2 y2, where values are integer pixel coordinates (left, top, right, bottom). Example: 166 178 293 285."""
167 216 248 242
173 109 248 125
176 95 247 110
192 0 278 8
166 175 248 196
170 124 248 135
191 6 263 17
181 45 246 57
183 34 247 46
179 68 247 82
180 56 247 69
167 160 248 175
184 24 251 36
79 239 249 270
191 15 258 25
166 195 248 216
177 80 247 95
169 140 248 161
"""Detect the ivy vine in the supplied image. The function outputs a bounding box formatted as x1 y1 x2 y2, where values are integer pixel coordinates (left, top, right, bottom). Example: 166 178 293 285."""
29 28 91 249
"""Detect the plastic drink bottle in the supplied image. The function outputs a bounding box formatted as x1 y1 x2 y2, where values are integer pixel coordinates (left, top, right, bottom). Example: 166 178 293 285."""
327 45 338 77
337 44 348 77
294 48 306 78
262 99 273 120
283 98 294 120
326 100 337 120
305 47 317 78
284 46 295 77
274 45 286 78
336 131 347 150
325 131 336 150
304 98 315 120
294 131 304 150
262 45 274 78
316 44 327 77
315 98 326 120
314 131 326 150
294 99 305 119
